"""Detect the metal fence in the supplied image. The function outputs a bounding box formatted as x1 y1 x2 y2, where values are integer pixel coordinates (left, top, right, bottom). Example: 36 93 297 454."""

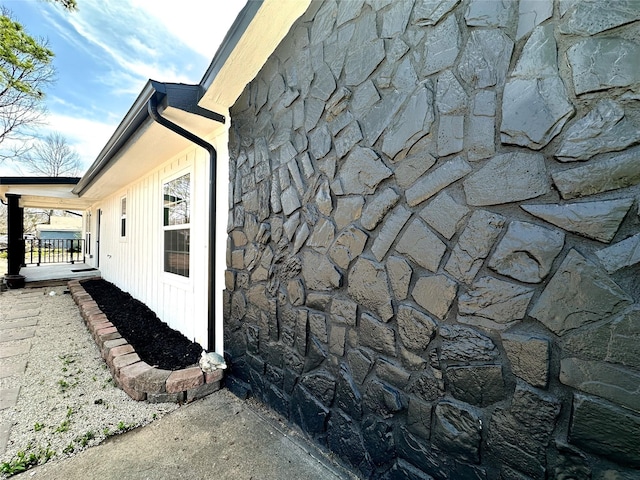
24 238 85 265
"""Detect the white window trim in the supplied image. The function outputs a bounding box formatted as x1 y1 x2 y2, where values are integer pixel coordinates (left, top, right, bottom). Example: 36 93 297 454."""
120 196 127 241
161 169 193 286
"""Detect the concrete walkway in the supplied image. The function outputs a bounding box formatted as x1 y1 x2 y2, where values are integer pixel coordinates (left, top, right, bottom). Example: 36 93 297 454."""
0 286 357 480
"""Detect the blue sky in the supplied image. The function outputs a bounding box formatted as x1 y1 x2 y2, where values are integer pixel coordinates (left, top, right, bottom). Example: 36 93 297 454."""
1 0 246 175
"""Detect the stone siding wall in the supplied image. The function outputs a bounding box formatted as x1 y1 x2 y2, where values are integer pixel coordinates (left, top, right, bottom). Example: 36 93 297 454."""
224 1 640 478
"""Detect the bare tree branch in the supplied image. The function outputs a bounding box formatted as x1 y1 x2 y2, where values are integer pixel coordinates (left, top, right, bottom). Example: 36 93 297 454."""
21 131 80 177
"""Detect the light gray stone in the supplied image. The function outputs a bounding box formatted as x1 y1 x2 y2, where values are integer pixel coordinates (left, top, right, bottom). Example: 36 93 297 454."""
489 221 565 283
345 39 385 86
501 333 550 388
464 152 550 206
467 112 496 161
292 222 310 254
529 249 633 336
419 191 469 240
516 0 553 40
309 125 332 160
555 100 640 162
310 0 337 45
412 274 457 320
567 38 640 95
422 14 461 76
395 218 447 273
569 393 640 466
281 185 301 215
552 148 640 200
283 212 300 241
406 156 472 207
361 90 408 146
334 196 364 230
561 358 640 412
351 80 380 116
501 76 574 150
414 0 461 26
288 279 306 306
465 0 516 27
437 115 464 157
310 62 337 101
371 206 412 262
387 256 412 300
315 180 332 216
458 276 535 330
301 250 342 291
440 325 498 363
382 86 434 159
459 29 513 88
512 24 558 78
436 70 467 115
337 0 364 26
334 121 363 159
381 0 413 38
397 305 437 351
307 218 335 253
348 258 394 322
596 233 640 274
359 313 396 355
395 153 436 188
562 309 640 370
329 226 368 269
445 210 506 285
559 0 640 36
473 90 496 117
337 147 392 195
522 198 634 243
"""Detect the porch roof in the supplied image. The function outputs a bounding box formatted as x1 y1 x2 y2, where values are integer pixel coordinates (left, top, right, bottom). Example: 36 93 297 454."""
0 176 89 210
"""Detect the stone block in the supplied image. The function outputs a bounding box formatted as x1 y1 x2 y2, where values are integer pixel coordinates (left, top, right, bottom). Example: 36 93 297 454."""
437 115 464 156
106 344 135 364
337 147 392 195
501 333 550 388
458 29 513 88
147 391 184 404
348 258 393 321
406 156 472 207
329 225 367 269
386 256 412 301
361 188 401 231
529 250 633 336
395 218 447 273
432 401 482 464
347 349 373 385
412 274 457 320
166 367 204 394
301 250 342 291
118 361 153 392
291 384 329 435
364 380 406 418
186 380 221 402
334 196 364 230
327 410 367 469
440 325 498 364
560 358 640 412
419 191 469 240
422 14 461 75
111 353 141 376
569 393 640 467
359 313 396 356
449 363 505 406
134 367 172 393
371 206 412 262
596 233 640 273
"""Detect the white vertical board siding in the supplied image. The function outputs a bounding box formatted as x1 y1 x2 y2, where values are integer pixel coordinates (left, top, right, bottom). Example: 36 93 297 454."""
86 144 214 348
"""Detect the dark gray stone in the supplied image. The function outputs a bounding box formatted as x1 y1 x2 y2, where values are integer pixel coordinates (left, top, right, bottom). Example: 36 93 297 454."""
300 371 336 406
347 348 373 385
329 324 346 356
327 411 368 469
501 333 550 389
562 309 640 370
522 198 634 243
336 365 362 419
359 312 396 356
397 305 437 352
329 225 368 269
301 250 342 291
362 416 395 467
376 357 411 389
569 393 640 467
463 152 550 206
446 364 505 407
407 396 433 441
555 100 640 162
560 357 640 412
529 249 633 336
364 380 407 418
439 325 498 364
432 401 482 464
291 384 329 435
596 233 640 273
488 221 565 283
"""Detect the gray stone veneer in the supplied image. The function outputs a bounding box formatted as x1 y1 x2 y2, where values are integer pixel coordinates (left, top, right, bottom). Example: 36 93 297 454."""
224 1 640 478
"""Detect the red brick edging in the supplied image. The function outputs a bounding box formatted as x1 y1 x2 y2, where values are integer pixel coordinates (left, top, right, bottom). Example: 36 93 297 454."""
67 279 223 403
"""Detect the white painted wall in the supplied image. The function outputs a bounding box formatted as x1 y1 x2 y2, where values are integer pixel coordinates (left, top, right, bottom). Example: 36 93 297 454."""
81 129 229 352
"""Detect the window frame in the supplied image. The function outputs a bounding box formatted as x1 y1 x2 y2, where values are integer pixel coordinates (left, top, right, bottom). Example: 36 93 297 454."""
161 170 192 280
120 196 127 239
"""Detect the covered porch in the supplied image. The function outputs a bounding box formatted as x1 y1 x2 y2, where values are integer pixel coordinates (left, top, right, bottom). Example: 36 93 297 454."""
18 262 100 288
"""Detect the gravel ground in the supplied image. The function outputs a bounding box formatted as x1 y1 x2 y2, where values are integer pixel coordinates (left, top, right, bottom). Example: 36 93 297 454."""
0 285 179 476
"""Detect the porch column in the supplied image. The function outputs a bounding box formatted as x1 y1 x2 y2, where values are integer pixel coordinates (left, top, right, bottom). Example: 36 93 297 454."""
6 194 25 276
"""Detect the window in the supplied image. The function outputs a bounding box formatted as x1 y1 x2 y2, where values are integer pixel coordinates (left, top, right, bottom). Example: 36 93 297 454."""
85 210 91 255
163 173 190 277
120 197 127 237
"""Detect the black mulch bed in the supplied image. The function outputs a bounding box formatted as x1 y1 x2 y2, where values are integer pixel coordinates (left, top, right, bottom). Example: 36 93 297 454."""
80 279 202 370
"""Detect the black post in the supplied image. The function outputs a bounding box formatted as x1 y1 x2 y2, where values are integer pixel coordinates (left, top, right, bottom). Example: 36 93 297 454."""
6 194 25 287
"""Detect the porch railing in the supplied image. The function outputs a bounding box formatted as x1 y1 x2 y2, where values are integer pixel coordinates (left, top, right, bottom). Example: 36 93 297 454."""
24 239 85 266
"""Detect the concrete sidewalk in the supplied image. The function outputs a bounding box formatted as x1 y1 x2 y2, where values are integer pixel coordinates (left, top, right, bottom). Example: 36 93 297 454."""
13 388 355 480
